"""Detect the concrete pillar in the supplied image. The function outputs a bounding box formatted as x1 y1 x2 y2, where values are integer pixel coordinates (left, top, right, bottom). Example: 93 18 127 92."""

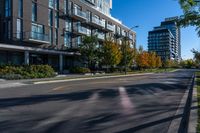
24 51 29 65
59 54 63 73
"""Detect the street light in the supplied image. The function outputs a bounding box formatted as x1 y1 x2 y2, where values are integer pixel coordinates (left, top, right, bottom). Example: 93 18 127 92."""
124 26 139 75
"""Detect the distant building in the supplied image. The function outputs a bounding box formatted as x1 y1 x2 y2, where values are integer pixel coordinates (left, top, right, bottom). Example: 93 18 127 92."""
148 17 181 61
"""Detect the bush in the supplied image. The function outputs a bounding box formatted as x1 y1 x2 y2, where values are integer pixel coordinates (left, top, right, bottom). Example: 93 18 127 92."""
0 65 56 80
69 67 91 74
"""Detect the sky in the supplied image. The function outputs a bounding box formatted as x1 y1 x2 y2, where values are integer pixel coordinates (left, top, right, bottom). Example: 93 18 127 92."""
111 0 200 59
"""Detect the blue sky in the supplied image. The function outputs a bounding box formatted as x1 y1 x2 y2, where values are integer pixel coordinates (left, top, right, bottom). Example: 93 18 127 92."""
111 0 200 59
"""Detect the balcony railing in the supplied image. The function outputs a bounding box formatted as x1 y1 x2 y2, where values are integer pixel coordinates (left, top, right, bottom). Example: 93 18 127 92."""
77 26 91 36
97 32 105 40
73 8 87 20
106 24 115 32
92 17 105 28
122 30 126 37
24 32 49 43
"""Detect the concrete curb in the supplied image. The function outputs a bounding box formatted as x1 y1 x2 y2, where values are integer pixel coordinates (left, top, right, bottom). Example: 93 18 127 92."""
188 74 198 133
33 73 154 85
167 74 195 133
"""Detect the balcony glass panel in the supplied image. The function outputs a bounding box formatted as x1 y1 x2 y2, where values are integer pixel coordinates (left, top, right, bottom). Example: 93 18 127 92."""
73 8 87 20
30 32 49 42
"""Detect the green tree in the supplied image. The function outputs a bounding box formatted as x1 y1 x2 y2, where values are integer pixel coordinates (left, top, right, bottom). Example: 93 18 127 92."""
79 35 99 70
120 40 136 69
178 0 200 36
102 39 122 72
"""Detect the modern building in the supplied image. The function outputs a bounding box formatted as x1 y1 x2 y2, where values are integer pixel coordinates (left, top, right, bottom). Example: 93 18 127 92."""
0 0 136 72
148 17 181 61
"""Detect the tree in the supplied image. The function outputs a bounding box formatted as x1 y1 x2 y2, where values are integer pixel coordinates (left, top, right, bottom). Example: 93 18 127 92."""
102 39 122 72
178 0 200 36
148 52 157 69
120 39 136 69
79 35 99 70
136 51 150 69
156 56 162 68
192 48 200 63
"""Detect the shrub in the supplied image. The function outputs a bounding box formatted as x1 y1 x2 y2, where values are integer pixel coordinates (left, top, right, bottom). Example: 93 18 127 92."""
0 65 56 80
69 67 91 74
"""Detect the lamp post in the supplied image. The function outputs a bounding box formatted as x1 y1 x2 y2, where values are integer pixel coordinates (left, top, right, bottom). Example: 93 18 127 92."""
124 26 139 75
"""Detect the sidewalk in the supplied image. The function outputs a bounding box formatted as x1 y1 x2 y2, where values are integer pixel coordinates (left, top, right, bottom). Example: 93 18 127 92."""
0 69 180 88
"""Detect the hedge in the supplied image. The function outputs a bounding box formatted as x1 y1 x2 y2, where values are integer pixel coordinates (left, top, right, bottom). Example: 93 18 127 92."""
0 65 56 80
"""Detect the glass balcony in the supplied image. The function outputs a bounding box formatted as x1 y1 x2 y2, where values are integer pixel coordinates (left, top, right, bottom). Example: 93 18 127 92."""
25 32 49 44
106 24 115 32
122 30 126 37
73 8 87 21
77 26 91 36
92 17 105 28
97 32 105 40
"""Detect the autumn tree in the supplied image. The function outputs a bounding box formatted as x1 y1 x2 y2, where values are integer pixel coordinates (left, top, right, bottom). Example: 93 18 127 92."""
136 51 150 69
148 52 157 69
156 56 162 68
102 39 122 72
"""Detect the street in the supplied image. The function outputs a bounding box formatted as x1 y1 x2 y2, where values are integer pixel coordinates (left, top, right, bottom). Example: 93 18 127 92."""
0 69 195 133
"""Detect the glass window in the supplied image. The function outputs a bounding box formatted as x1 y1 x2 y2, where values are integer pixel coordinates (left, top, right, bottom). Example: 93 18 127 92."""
32 2 37 22
16 19 22 39
18 0 23 17
5 0 11 17
49 0 54 8
55 0 59 10
65 19 71 32
55 12 59 28
64 32 70 47
49 28 53 44
48 9 53 26
55 29 58 45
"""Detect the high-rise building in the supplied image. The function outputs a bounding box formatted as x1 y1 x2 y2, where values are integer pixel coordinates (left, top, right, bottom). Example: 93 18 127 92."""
148 17 181 61
0 0 136 72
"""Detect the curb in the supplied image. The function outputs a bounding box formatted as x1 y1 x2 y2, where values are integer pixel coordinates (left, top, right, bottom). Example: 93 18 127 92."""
167 74 195 133
188 74 198 133
33 73 154 85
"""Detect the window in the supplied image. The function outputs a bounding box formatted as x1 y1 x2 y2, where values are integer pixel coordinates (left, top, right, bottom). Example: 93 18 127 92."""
18 0 23 18
55 12 59 28
48 9 53 26
55 0 59 10
64 32 70 47
31 23 44 40
49 28 53 44
5 20 11 39
55 29 58 45
32 2 37 22
5 0 11 17
65 19 71 32
16 19 22 39
49 0 54 8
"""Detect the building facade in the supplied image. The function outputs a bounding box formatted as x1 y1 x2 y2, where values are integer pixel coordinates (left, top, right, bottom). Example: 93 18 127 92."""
148 17 181 61
0 0 136 72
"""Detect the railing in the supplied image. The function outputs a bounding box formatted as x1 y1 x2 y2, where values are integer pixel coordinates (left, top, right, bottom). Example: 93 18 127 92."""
122 30 126 37
92 17 105 28
107 24 115 31
77 26 91 36
25 32 49 42
97 32 105 40
73 8 87 20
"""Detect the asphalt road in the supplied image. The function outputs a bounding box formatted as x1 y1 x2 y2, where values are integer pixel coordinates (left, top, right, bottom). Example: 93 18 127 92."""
0 69 195 133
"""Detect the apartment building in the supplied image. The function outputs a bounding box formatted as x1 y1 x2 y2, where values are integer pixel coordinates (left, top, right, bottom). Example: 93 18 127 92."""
148 17 181 61
0 0 136 72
